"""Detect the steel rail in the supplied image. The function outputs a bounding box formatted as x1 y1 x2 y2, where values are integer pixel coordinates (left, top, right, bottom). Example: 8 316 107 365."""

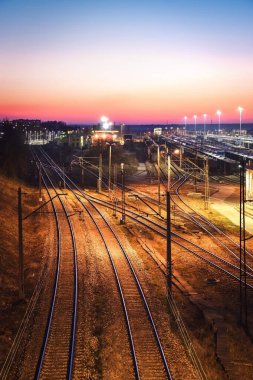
0 266 48 380
158 162 253 271
32 149 78 380
39 148 253 290
38 147 173 380
172 169 253 265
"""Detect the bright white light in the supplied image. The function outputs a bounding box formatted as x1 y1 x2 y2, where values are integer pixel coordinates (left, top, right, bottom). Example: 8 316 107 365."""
102 122 109 130
238 106 243 113
193 115 197 120
217 110 221 116
100 115 113 130
203 113 207 119
101 116 108 123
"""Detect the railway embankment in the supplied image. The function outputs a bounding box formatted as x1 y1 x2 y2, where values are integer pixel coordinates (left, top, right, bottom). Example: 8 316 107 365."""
0 175 51 370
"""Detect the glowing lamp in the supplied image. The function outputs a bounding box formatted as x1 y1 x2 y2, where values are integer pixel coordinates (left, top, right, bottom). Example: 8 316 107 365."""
101 116 108 123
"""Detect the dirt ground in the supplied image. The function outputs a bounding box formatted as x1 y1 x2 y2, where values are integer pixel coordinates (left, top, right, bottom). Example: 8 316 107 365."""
119 179 253 379
0 175 51 370
2 172 253 379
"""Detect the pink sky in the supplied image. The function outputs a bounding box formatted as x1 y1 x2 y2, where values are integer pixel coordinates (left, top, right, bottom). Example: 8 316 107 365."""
1 1 253 124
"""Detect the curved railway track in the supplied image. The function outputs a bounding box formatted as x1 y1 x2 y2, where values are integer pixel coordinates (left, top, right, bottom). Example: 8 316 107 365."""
32 154 78 380
170 167 253 270
150 161 253 274
38 148 253 290
34 148 173 380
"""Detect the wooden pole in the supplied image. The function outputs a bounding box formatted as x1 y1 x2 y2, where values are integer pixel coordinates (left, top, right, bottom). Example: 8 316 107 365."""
18 188 25 300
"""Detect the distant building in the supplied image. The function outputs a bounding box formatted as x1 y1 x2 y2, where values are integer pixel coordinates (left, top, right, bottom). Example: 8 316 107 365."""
92 130 119 145
67 130 84 149
56 130 84 149
154 127 162 136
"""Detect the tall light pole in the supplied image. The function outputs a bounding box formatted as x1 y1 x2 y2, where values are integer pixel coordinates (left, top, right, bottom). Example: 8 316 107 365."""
217 110 221 134
203 113 207 137
194 115 197 136
238 106 243 146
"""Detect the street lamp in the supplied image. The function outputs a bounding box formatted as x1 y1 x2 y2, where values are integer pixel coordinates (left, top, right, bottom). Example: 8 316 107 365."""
193 115 197 136
217 110 221 134
203 113 207 137
238 106 243 145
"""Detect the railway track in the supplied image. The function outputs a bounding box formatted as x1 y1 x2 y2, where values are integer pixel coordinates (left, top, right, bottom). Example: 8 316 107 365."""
32 155 78 379
38 148 253 290
150 162 253 275
171 169 253 271
35 148 173 379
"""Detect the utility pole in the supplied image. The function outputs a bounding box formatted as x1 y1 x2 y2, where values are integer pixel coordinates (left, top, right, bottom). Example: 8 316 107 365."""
39 162 42 202
239 160 248 329
98 153 102 193
113 163 117 191
179 146 182 168
204 157 209 210
121 123 124 143
62 165 66 190
157 145 161 215
113 164 117 217
81 149 84 186
18 188 25 300
108 144 112 192
81 164 84 187
120 163 126 224
167 153 172 293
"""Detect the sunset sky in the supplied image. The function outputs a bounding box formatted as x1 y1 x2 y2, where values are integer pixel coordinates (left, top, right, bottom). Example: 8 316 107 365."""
1 0 253 124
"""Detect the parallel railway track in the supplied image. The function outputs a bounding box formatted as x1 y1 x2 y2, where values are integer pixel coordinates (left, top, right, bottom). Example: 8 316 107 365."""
33 155 78 380
34 148 173 379
38 148 253 290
